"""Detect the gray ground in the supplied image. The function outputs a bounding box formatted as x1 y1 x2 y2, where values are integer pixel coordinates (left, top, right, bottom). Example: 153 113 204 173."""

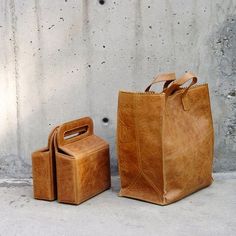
0 173 235 236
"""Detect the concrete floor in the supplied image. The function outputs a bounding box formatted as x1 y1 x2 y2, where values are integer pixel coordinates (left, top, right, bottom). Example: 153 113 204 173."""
0 173 235 236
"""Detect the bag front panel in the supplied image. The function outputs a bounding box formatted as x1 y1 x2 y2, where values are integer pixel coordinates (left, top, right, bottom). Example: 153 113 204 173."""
163 85 214 203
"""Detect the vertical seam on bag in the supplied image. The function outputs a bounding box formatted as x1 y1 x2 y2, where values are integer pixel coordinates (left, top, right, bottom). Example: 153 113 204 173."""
195 85 214 183
134 94 143 175
161 95 167 204
205 84 214 167
116 95 122 182
74 158 79 203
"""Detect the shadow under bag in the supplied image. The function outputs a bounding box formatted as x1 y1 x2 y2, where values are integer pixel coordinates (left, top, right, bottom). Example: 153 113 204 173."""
117 72 214 205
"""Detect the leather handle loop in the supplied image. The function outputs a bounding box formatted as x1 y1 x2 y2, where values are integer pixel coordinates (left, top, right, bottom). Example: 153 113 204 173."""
145 72 176 92
173 72 197 87
165 72 198 97
180 73 197 97
164 72 198 111
57 117 93 147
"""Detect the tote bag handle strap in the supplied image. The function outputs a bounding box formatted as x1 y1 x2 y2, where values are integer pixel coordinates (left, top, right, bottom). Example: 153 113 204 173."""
165 72 198 97
165 72 198 111
145 72 176 92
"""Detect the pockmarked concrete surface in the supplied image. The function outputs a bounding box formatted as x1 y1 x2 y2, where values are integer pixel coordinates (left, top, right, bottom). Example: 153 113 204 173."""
0 173 235 236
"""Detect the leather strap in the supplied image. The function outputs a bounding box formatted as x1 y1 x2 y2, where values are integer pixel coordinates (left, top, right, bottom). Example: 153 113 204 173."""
173 72 197 86
165 72 198 97
165 72 198 111
179 72 197 99
145 72 176 92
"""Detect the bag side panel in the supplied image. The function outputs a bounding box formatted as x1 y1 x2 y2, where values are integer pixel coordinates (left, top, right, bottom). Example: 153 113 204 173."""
117 92 165 204
32 150 56 200
117 92 138 191
56 153 77 204
163 85 214 204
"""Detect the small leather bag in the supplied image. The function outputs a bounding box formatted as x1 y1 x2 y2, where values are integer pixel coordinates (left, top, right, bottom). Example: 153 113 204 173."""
117 72 214 205
55 117 111 204
32 127 58 200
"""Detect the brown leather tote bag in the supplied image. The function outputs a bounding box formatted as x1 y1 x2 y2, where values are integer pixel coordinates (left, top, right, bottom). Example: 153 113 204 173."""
117 72 214 205
55 117 111 204
32 126 58 200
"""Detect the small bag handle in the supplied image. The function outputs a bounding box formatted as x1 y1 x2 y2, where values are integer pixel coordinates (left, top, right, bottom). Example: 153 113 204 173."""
145 72 176 92
57 117 93 147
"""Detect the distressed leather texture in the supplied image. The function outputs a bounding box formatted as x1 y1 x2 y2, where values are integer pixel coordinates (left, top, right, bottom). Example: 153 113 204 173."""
32 117 111 205
55 117 111 204
32 127 58 200
117 72 214 205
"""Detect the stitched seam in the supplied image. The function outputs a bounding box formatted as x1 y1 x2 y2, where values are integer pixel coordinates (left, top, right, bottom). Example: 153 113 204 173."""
59 144 108 158
134 94 143 175
119 85 207 95
162 96 167 203
205 84 214 162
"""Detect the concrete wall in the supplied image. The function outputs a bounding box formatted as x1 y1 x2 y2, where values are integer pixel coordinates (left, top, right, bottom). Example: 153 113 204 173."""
0 0 235 178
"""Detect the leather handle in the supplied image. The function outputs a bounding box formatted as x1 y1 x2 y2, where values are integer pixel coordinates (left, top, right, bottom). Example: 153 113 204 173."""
165 72 198 97
57 117 93 147
165 72 198 111
180 72 198 98
145 72 176 92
